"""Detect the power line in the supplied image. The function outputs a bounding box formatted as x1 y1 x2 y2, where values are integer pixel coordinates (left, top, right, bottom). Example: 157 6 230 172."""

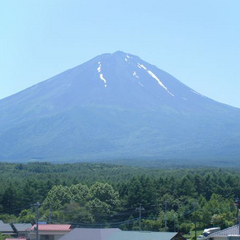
164 201 167 231
33 202 41 240
190 202 198 240
0 204 33 214
135 204 145 231
51 215 160 227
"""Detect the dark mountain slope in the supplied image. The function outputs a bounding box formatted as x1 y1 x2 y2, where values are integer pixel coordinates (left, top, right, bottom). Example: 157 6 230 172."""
0 51 240 162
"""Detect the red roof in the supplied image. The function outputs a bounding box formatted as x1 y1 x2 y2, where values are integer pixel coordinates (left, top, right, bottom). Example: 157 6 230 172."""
30 224 71 231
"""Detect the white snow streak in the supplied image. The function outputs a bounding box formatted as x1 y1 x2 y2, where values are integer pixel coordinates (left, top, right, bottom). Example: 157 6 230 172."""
100 74 107 87
168 92 175 97
133 71 139 78
191 90 205 97
126 55 130 59
125 58 128 62
147 70 174 96
97 62 107 87
136 62 174 97
137 63 147 70
97 62 101 73
182 97 187 101
147 70 167 90
138 82 144 87
100 74 107 84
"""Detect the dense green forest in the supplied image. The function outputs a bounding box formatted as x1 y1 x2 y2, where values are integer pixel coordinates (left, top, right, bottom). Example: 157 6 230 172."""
0 162 240 234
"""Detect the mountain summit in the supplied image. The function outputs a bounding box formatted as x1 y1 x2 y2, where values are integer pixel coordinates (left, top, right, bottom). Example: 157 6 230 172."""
0 51 240 163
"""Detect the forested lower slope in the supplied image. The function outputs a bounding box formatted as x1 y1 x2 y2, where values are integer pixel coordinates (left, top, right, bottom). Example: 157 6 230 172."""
0 162 240 233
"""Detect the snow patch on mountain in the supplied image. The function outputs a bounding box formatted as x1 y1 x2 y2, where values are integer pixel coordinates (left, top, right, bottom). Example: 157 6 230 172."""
100 74 107 88
136 62 174 97
137 63 147 70
148 70 175 96
133 71 139 78
138 82 144 87
191 90 205 97
147 70 168 90
97 62 101 73
125 58 128 62
97 62 107 87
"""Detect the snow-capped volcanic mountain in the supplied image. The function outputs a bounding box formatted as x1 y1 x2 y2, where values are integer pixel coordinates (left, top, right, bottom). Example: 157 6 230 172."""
0 51 240 163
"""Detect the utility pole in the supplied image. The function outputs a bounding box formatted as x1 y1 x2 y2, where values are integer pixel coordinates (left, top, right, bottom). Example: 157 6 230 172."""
193 202 198 240
136 204 145 231
34 202 41 240
234 198 240 236
175 212 178 232
164 202 167 231
49 203 52 224
195 207 197 240
174 212 178 232
239 209 240 236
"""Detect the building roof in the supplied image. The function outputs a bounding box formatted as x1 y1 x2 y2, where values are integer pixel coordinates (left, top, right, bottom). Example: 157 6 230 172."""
59 228 179 240
13 223 32 232
5 238 26 240
107 231 179 240
59 228 120 240
29 224 71 232
0 220 14 232
207 225 240 238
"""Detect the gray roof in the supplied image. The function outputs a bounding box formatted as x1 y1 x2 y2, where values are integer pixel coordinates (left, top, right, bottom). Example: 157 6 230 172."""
207 225 240 238
59 228 121 240
0 220 14 232
59 228 178 240
13 223 32 232
106 231 178 240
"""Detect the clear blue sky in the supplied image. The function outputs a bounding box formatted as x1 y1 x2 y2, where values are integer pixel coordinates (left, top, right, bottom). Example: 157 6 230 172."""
1 0 240 108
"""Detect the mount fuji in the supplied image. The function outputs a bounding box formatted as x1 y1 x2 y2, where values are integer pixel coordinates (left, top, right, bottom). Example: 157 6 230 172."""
0 51 240 163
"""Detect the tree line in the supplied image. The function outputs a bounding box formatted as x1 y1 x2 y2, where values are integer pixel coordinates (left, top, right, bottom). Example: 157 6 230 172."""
0 162 240 233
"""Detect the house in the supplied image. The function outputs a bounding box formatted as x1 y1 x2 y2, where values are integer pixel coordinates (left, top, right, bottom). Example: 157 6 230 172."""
207 225 240 240
102 231 185 240
12 223 32 238
59 228 186 240
27 224 72 240
0 220 15 237
59 228 120 240
5 238 27 240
